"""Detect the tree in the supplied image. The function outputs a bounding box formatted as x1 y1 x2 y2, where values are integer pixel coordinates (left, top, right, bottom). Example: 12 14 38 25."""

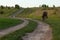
0 5 4 9
42 4 49 10
42 4 47 8
53 5 55 8
15 4 20 9
42 4 49 8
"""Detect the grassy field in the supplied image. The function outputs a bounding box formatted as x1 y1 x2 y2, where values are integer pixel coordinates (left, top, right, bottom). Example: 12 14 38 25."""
0 6 60 40
0 7 18 17
0 20 37 40
16 8 38 18
16 7 60 40
17 8 53 19
0 18 23 30
45 15 60 40
17 7 60 19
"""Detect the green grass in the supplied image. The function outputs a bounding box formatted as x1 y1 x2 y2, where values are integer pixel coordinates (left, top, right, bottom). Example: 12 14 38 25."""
16 7 60 40
0 20 37 40
1 7 60 40
0 7 18 17
0 18 23 30
17 8 38 18
45 15 60 40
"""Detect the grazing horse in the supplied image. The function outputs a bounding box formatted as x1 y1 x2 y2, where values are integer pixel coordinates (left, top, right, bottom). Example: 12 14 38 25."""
42 11 48 21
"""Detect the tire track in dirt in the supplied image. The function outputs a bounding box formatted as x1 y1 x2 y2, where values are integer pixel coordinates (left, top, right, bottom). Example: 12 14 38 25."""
22 19 52 40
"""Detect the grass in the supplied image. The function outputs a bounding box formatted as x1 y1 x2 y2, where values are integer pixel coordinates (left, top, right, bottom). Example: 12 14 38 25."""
16 7 60 40
0 7 60 40
0 20 37 40
0 7 18 17
45 15 60 40
0 18 23 30
17 7 57 19
17 8 38 18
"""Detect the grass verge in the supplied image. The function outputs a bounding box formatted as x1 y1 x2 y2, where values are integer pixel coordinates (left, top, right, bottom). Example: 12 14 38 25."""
45 16 60 40
0 20 37 40
0 18 23 30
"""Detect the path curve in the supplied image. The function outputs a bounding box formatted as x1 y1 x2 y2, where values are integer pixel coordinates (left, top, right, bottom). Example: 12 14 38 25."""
0 7 52 40
22 19 52 40
0 19 29 37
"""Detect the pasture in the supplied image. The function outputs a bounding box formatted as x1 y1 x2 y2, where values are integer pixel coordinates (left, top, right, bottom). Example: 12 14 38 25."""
0 18 23 30
0 20 37 40
16 7 60 40
0 7 18 17
45 15 60 40
0 6 60 40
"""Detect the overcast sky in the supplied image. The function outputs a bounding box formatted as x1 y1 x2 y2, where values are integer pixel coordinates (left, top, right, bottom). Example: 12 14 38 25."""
0 0 60 8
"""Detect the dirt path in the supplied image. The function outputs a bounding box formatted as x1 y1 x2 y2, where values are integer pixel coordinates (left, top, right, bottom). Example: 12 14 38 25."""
0 7 52 40
9 9 25 18
22 20 52 40
0 19 29 37
0 9 28 37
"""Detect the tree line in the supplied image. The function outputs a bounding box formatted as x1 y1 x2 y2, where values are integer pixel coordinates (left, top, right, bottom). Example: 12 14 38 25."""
0 4 20 9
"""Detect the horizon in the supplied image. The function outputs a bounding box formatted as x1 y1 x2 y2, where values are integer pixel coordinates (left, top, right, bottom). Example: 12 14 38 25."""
0 0 60 8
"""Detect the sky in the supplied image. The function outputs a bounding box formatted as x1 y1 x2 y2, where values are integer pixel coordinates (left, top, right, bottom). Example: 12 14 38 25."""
0 0 60 8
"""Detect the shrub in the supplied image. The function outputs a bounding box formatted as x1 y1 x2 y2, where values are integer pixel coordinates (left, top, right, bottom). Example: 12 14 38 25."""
0 11 4 14
0 5 4 9
15 4 20 9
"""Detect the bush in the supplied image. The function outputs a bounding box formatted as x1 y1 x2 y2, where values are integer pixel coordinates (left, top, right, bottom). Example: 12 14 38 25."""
0 5 4 9
0 11 4 14
15 4 20 9
7 7 11 9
